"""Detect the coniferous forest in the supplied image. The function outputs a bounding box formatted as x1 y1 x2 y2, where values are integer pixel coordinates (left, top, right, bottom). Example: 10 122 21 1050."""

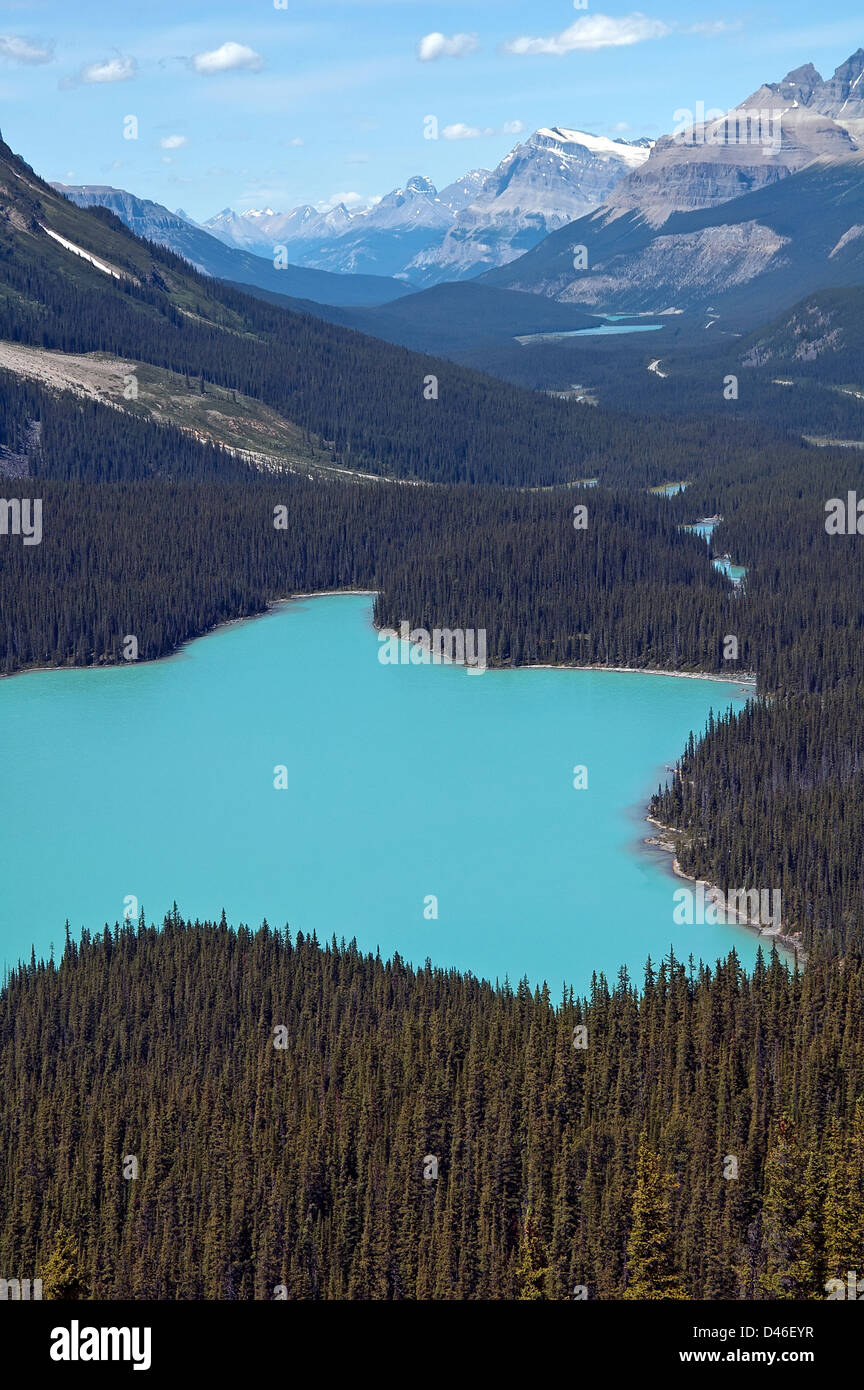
1 916 862 1301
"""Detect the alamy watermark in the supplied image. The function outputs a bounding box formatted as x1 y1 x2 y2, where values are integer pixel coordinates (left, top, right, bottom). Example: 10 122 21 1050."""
826 493 864 534
378 621 487 674
0 497 42 545
673 885 781 928
0 1276 42 1299
826 1271 864 1300
50 1322 151 1371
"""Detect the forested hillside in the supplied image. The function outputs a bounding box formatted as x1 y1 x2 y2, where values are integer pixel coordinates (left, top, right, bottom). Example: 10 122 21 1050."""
1 916 861 1300
0 138 664 489
5 136 853 491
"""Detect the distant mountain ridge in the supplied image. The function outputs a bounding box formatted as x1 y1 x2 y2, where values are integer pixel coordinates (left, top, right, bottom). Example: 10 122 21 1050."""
52 184 410 307
202 171 488 278
483 157 864 328
601 49 864 226
202 127 652 284
406 128 651 285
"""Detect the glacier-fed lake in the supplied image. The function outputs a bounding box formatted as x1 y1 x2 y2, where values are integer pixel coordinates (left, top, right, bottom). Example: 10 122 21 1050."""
0 594 767 989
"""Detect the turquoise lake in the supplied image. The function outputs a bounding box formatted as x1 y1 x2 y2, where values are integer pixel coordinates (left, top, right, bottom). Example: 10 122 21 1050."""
0 595 769 991
516 324 664 344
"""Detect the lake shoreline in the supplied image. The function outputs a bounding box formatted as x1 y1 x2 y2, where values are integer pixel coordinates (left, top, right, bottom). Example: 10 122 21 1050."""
0 588 759 690
0 589 380 682
524 661 755 687
644 813 805 965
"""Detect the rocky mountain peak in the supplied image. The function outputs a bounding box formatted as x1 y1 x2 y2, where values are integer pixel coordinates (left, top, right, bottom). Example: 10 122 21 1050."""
404 175 437 198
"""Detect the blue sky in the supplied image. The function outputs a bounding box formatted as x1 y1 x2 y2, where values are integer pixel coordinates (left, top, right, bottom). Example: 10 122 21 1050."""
0 0 862 219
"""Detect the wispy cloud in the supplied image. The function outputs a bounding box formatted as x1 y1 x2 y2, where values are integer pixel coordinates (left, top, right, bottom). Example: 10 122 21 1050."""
417 32 479 62
0 35 53 65
192 41 263 75
503 13 670 57
442 119 524 141
160 134 188 150
79 55 137 84
503 13 737 57
684 21 738 37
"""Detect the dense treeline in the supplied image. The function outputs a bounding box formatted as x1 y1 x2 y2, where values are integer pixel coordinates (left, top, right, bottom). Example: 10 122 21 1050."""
650 446 864 953
0 371 249 482
0 474 741 674
677 444 864 696
0 916 861 1300
652 684 864 953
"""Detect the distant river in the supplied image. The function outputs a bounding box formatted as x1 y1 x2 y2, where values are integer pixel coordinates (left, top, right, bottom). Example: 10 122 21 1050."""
0 595 768 990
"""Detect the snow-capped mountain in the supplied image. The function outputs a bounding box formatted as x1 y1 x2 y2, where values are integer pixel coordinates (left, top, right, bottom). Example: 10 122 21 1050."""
205 201 355 253
202 179 453 278
407 128 651 284
200 128 650 283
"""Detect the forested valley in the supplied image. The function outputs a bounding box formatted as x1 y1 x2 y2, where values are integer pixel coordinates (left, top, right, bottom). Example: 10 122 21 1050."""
2 362 863 956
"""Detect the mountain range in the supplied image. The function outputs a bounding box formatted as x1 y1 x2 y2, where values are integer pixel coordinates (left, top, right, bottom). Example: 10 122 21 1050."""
52 184 410 307
58 127 651 292
476 50 864 329
0 129 597 490
201 129 651 284
483 156 864 328
42 47 864 357
203 170 483 280
600 51 864 226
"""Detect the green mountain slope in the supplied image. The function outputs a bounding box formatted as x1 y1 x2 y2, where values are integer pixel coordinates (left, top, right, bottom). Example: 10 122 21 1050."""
0 133 604 487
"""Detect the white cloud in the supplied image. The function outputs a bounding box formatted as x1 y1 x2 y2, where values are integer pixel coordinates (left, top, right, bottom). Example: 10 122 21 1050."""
0 36 53 65
417 32 479 62
442 119 524 141
80 55 136 84
284 137 304 147
503 13 670 56
192 42 263 75
160 134 188 150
